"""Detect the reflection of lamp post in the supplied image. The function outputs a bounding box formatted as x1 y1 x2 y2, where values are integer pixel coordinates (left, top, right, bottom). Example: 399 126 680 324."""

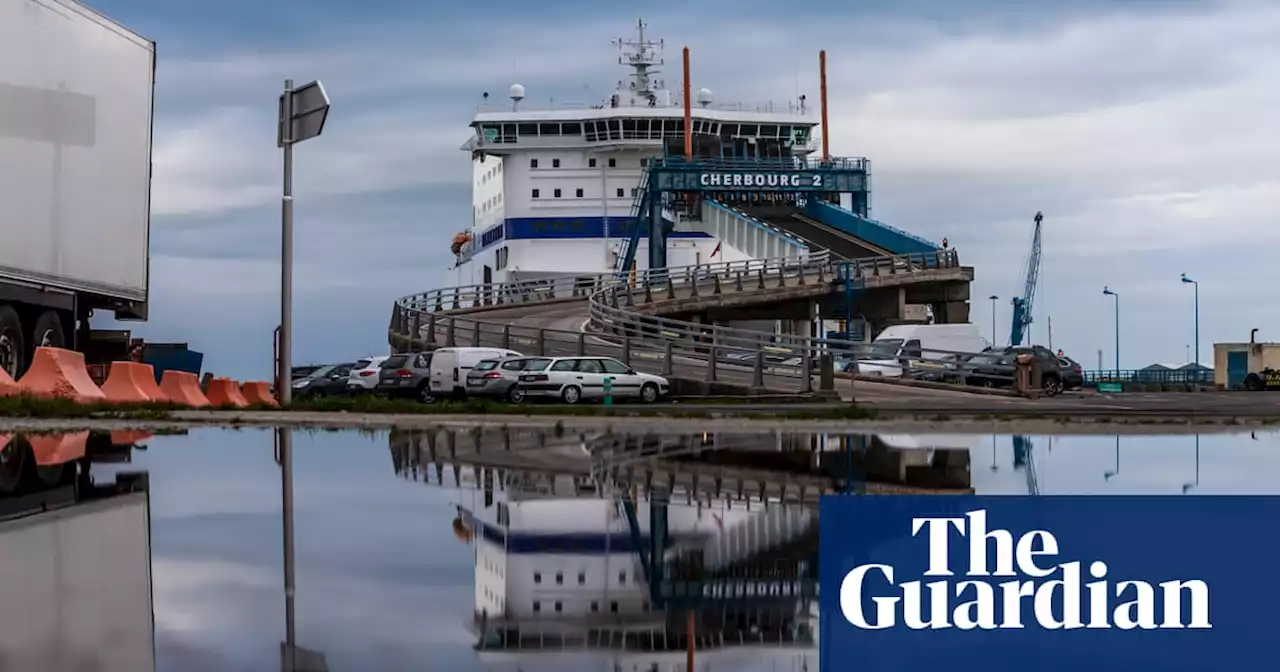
988 295 999 348
1104 436 1120 481
1180 273 1200 375
990 435 998 472
1102 287 1119 372
1182 435 1200 494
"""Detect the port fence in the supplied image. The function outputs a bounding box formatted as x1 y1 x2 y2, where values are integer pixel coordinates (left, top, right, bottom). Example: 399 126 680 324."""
1083 369 1215 389
391 248 1018 395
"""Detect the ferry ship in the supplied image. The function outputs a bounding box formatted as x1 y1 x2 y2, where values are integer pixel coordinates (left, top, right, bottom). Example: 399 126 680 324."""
451 20 831 287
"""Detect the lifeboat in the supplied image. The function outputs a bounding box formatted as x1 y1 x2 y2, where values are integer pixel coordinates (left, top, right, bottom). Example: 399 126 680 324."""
452 516 474 542
450 231 473 256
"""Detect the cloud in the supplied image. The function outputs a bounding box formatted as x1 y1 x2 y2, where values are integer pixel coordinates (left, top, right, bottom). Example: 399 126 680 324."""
93 0 1280 372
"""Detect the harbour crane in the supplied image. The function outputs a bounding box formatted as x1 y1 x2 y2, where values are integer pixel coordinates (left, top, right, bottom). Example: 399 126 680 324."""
1008 212 1044 346
1012 435 1040 496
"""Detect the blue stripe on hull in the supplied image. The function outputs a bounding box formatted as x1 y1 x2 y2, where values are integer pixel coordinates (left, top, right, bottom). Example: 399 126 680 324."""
477 217 712 251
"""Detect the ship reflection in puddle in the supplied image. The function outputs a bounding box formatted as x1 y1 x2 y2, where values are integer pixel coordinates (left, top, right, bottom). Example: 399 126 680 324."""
0 430 155 672
388 428 978 670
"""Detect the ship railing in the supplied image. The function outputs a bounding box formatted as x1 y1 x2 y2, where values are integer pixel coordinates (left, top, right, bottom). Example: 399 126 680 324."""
390 248 1011 394
658 155 869 172
474 98 815 115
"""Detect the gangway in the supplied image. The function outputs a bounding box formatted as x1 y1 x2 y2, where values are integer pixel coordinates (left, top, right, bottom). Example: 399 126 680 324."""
615 155 870 275
739 203 892 259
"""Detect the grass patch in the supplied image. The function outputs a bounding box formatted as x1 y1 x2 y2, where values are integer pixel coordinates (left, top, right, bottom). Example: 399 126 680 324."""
0 391 878 421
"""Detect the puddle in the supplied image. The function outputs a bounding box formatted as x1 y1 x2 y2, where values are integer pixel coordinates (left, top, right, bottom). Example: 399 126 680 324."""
1 427 1275 671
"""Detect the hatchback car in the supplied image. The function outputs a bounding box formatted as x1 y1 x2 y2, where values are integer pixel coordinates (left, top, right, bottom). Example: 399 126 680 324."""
465 356 551 402
347 356 388 395
375 352 434 402
292 363 354 398
515 356 669 404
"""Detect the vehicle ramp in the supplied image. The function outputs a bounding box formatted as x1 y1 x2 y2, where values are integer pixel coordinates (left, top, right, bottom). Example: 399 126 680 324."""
739 204 893 260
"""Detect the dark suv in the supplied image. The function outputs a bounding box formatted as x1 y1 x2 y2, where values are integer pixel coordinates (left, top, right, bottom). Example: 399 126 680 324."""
1002 346 1066 396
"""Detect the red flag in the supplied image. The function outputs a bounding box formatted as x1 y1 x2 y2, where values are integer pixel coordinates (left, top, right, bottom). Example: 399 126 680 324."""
710 240 722 258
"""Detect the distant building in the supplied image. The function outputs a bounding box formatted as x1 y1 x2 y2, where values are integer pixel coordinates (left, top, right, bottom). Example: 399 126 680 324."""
1132 362 1212 385
1214 341 1280 389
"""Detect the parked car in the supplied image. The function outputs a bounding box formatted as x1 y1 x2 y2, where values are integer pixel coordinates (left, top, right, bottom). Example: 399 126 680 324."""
959 352 1017 388
347 356 388 395
465 356 551 402
1000 346 1066 395
376 352 434 402
291 363 354 398
515 356 669 404
427 347 522 398
1058 356 1084 390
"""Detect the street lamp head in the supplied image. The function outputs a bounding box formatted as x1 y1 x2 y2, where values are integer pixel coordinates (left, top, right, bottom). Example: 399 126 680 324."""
1102 287 1116 296
1181 273 1195 284
988 294 998 300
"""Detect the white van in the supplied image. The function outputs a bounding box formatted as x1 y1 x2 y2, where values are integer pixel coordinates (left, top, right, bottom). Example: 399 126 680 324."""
429 347 522 396
857 324 988 377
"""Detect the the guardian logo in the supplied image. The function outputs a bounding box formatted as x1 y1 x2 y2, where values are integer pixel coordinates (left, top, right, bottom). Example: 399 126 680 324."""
840 509 1212 631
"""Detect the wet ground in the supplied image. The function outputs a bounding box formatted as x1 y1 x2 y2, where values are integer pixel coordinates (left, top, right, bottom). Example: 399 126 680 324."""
1 427 1276 671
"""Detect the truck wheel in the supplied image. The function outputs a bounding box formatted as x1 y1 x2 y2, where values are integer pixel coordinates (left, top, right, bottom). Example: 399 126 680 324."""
1244 373 1264 391
0 305 24 379
31 311 66 350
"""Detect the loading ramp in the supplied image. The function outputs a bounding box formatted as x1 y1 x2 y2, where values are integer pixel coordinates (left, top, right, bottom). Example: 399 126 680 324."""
738 204 893 259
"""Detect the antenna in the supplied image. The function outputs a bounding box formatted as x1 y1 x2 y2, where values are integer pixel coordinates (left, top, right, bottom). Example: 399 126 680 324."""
611 18 664 100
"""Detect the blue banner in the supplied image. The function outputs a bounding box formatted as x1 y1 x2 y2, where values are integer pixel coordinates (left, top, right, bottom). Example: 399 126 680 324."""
819 496 1280 671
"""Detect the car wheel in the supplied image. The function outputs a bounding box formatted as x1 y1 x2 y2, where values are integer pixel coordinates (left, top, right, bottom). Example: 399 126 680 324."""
1244 373 1264 391
560 385 582 405
1044 377 1062 396
507 386 526 404
640 383 660 403
417 383 435 404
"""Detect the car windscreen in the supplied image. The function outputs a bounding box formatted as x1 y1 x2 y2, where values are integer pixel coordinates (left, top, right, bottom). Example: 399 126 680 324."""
354 359 372 370
862 339 903 359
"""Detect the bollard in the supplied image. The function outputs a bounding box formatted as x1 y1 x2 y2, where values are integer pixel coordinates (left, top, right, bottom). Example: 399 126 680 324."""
603 377 614 406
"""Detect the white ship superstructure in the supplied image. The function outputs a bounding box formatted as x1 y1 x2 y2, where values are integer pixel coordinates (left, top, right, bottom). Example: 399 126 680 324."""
452 20 820 285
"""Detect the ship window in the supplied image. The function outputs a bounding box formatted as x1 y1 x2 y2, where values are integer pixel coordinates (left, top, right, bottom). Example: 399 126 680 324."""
610 601 619 613
534 572 542 583
538 123 560 135
562 122 582 135
517 123 537 136
552 158 561 168
531 189 540 198
554 188 562 198
589 158 597 168
555 572 563 585
618 571 626 585
759 125 779 137
591 601 599 612
621 118 638 135
555 601 563 613
720 124 737 138
501 123 516 139
533 601 541 612
631 188 638 197
575 188 584 198
608 119 621 140
530 158 538 168
740 124 759 136
578 572 586 585
608 158 617 168
616 188 624 198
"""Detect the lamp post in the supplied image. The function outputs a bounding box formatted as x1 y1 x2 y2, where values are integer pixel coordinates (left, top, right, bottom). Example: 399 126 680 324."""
1104 436 1120 481
1180 273 1199 376
1182 435 1200 494
1102 287 1119 372
988 295 999 348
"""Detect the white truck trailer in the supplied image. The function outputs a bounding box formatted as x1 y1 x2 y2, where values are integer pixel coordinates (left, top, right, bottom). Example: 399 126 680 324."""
0 0 155 378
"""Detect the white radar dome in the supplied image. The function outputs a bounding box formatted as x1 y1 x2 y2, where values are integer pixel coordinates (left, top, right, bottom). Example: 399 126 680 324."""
509 83 526 101
696 87 713 107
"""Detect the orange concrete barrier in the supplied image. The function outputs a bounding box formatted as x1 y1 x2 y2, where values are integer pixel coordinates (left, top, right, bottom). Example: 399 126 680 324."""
29 431 90 466
241 381 279 407
160 371 211 408
206 377 249 408
0 367 18 397
17 347 106 403
101 361 168 404
110 430 153 446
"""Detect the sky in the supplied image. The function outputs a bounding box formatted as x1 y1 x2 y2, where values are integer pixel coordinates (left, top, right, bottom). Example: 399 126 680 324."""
82 0 1280 378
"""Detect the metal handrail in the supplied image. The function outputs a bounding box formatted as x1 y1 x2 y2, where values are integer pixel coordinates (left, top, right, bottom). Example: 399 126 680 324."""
389 247 1011 393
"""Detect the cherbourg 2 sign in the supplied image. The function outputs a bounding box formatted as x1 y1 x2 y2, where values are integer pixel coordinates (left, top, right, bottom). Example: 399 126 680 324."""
698 171 829 190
